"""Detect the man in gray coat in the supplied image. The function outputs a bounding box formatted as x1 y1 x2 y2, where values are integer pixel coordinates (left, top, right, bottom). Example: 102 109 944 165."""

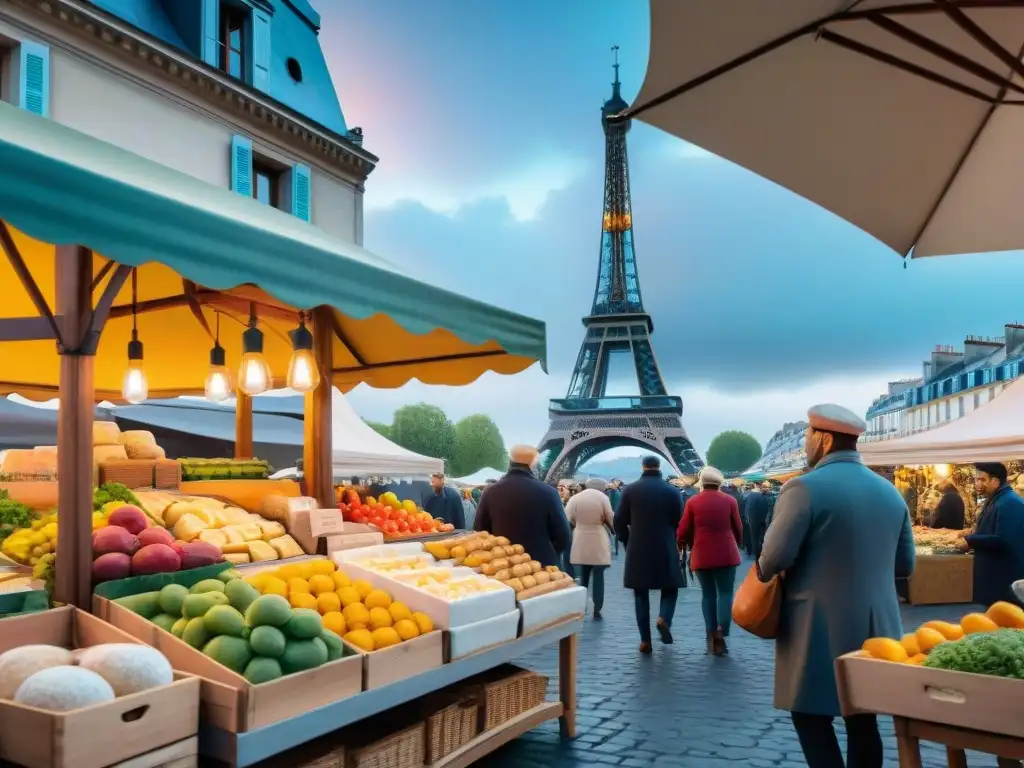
758 404 915 768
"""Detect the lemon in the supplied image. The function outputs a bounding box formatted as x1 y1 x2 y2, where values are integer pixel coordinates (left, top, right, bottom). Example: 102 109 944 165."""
337 587 362 608
861 637 908 663
394 619 420 641
388 601 412 623
353 580 374 600
262 577 288 597
317 592 341 615
369 607 393 631
331 570 352 590
245 574 268 590
343 603 370 631
310 559 336 575
915 627 947 652
287 578 310 595
290 592 318 610
364 589 392 611
900 633 920 657
297 561 315 580
323 611 347 636
277 563 304 581
371 627 401 649
308 575 335 596
344 628 375 652
411 611 434 634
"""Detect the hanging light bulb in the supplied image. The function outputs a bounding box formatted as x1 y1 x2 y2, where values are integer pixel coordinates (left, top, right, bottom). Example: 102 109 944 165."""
121 269 148 404
237 305 271 396
205 314 232 402
287 315 320 393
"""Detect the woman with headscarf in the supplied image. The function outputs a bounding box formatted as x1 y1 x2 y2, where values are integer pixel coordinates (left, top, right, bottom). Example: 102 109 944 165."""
565 478 615 619
677 466 743 655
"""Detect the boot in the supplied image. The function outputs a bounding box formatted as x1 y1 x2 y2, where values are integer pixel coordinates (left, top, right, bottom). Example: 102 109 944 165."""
639 642 652 655
656 618 673 645
713 628 728 656
705 632 714 655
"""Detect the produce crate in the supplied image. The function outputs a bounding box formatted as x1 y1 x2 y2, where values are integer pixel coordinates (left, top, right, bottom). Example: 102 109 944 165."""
455 665 548 732
907 555 974 605
341 629 444 691
0 607 200 768
344 720 425 768
518 586 587 636
836 652 1024 738
421 695 479 764
153 459 182 490
443 610 520 661
99 459 159 490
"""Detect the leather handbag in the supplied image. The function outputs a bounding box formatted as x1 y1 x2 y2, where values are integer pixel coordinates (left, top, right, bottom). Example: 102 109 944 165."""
732 564 782 639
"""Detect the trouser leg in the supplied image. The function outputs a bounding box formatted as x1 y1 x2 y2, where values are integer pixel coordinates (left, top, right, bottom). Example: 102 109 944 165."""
843 713 883 768
695 570 717 634
592 567 605 612
633 590 651 644
714 566 737 636
659 588 678 628
790 712 844 768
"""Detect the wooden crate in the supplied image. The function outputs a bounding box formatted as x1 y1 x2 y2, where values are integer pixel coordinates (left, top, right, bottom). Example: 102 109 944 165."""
341 630 444 690
908 555 974 605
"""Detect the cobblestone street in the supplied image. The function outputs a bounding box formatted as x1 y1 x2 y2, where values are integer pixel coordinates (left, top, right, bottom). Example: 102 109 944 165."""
488 553 998 767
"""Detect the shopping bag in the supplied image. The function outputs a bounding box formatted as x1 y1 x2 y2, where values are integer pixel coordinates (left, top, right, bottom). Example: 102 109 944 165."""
732 565 781 639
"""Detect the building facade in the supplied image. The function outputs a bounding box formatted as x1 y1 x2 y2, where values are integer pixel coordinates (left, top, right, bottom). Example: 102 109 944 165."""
0 0 373 245
742 421 807 479
864 324 1024 442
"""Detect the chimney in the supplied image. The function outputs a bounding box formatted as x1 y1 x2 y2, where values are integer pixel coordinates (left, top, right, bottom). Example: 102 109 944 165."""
922 361 932 381
963 336 1003 366
1005 324 1024 359
929 345 962 379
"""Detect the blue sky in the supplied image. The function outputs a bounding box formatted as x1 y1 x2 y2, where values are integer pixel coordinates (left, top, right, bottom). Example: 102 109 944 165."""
320 0 1024 457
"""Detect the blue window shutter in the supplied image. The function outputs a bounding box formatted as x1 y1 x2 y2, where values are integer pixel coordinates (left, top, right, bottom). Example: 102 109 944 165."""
252 10 271 91
231 136 253 197
291 164 311 222
17 42 50 117
201 0 219 66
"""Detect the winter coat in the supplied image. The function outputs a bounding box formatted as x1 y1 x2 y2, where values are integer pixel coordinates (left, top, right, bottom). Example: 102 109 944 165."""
677 488 742 571
966 483 1024 607
613 469 685 590
566 489 613 566
929 488 965 530
745 490 775 559
423 485 466 529
474 465 571 568
759 450 915 717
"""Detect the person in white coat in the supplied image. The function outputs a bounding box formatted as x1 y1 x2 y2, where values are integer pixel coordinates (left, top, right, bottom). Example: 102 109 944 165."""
566 478 615 619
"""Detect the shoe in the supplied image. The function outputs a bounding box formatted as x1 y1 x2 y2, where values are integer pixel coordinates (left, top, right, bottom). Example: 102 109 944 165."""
592 609 602 620
705 632 714 655
656 618 673 644
639 642 652 655
713 628 727 656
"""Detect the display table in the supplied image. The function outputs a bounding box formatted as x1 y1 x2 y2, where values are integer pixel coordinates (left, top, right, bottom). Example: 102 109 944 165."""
893 716 1023 767
906 555 973 605
199 618 581 766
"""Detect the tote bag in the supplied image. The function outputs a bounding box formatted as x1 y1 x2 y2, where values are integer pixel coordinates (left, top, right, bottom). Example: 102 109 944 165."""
732 565 782 639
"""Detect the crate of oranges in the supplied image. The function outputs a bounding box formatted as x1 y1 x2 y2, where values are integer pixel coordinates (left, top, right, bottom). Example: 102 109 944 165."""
242 557 444 690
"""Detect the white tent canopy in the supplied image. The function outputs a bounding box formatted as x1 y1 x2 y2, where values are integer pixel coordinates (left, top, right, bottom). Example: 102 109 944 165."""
860 378 1024 466
452 467 505 486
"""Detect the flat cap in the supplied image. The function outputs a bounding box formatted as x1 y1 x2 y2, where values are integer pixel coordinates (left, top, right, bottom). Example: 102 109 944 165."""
509 444 539 465
699 466 724 486
807 403 866 437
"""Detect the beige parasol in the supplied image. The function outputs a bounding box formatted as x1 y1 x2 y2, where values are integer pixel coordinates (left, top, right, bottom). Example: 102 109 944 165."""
622 1 1024 258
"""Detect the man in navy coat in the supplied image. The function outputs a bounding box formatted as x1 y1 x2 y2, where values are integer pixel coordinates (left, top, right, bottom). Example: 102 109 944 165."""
966 462 1024 607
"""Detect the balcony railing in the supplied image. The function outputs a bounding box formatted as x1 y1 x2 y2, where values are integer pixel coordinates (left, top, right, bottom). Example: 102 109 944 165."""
549 396 683 414
866 358 1023 419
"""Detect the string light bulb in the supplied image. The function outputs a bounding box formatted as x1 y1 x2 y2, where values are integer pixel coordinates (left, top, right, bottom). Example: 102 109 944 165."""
204 313 232 402
286 316 320 393
237 306 271 396
121 269 148 404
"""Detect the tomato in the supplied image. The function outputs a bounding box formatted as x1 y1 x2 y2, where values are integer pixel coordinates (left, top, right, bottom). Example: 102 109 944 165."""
352 513 366 524
383 506 395 519
361 504 371 515
397 520 409 532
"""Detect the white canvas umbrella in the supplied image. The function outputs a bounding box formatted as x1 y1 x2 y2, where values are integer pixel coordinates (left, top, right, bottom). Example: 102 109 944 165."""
624 0 1024 258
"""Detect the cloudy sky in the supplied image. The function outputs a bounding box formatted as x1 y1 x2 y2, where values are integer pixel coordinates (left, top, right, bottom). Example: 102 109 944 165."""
319 0 1024 457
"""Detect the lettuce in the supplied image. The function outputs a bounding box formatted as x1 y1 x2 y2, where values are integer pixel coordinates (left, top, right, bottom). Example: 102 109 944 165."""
923 629 1024 678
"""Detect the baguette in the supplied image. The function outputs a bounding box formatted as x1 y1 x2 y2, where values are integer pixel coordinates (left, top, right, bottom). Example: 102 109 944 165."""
517 578 573 601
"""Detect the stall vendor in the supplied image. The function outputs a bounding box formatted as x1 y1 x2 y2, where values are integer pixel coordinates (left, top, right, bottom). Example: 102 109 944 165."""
423 472 466 530
965 462 1024 607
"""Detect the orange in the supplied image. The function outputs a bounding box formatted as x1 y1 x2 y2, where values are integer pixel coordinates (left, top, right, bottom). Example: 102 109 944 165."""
262 577 288 597
388 601 412 623
331 570 352 590
394 619 420 641
310 559 336 575
343 603 370 631
287 578 310 595
308 574 335 596
899 633 921 657
861 637 908 663
322 611 346 636
411 611 434 634
344 628 375 652
371 627 401 649
368 607 393 631
289 592 318 610
961 612 1000 634
914 627 947 653
317 592 341 615
364 589 392 610
353 580 374 599
337 587 362 608
906 653 928 665
986 601 1024 629
277 563 304 581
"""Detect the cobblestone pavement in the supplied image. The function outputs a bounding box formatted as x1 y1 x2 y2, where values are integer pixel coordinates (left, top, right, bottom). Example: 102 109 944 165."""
485 553 999 768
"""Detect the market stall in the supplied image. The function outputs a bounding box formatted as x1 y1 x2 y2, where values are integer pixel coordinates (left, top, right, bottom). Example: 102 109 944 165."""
0 100 574 766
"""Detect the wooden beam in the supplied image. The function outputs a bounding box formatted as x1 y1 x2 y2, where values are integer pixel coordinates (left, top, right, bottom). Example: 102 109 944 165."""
235 391 253 460
331 349 507 375
90 258 115 291
0 316 61 342
304 307 334 508
54 245 94 611
0 221 65 347
329 311 367 367
75 264 132 354
108 289 297 322
934 0 1024 82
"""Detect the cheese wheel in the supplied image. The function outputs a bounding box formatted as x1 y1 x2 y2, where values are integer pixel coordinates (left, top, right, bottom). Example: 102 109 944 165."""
92 421 121 446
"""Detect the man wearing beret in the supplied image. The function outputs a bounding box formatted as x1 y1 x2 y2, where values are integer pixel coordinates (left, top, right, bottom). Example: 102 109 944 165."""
758 404 916 768
965 462 1024 607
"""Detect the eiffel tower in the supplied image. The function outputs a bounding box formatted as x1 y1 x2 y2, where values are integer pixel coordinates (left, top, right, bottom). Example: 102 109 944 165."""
537 49 704 482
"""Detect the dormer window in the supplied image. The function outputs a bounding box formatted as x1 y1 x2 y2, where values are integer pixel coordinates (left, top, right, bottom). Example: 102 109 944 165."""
219 3 247 80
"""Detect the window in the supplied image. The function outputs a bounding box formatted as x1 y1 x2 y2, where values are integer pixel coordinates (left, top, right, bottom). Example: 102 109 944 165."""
219 3 247 80
252 160 280 208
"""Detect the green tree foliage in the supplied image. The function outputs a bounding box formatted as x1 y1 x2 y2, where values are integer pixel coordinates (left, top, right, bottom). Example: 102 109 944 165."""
389 404 457 471
705 430 763 474
363 420 391 440
452 414 508 478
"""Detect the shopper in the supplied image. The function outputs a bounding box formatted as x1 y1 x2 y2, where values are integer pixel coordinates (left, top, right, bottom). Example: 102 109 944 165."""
929 481 965 530
678 466 742 655
758 404 915 768
474 445 570 568
614 455 685 655
565 478 614 619
744 482 774 561
422 473 465 530
965 462 1024 607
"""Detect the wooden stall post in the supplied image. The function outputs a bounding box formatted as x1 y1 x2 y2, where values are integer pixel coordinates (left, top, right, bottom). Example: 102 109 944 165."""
55 246 95 610
235 392 253 460
558 633 577 739
303 307 334 508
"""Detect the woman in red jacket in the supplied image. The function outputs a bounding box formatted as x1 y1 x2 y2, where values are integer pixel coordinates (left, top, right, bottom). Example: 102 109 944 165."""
678 466 743 656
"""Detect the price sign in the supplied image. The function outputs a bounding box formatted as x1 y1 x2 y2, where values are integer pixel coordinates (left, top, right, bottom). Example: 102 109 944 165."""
309 508 344 538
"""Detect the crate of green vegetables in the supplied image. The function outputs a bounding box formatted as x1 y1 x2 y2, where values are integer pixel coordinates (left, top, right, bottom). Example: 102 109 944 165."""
836 630 1024 737
178 458 271 482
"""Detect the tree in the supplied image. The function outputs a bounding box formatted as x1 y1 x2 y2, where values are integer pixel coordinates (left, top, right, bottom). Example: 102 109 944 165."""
451 414 508 478
706 430 762 474
363 420 391 440
389 404 457 471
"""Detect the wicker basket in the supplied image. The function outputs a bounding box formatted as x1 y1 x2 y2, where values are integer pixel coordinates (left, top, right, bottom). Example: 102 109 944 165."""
345 721 424 768
457 665 548 732
98 459 157 490
423 697 479 764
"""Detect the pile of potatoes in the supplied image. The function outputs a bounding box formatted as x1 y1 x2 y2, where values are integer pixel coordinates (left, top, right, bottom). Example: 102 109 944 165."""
427 531 573 600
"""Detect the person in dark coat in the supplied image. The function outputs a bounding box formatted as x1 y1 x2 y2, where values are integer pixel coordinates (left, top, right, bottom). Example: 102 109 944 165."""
745 482 775 562
474 445 571 568
928 482 965 530
759 404 915 768
678 466 742 655
422 473 465 529
965 463 1024 608
606 481 623 556
614 455 685 655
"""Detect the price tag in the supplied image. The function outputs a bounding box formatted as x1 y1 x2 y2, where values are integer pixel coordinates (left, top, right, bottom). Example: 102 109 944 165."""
309 508 344 538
